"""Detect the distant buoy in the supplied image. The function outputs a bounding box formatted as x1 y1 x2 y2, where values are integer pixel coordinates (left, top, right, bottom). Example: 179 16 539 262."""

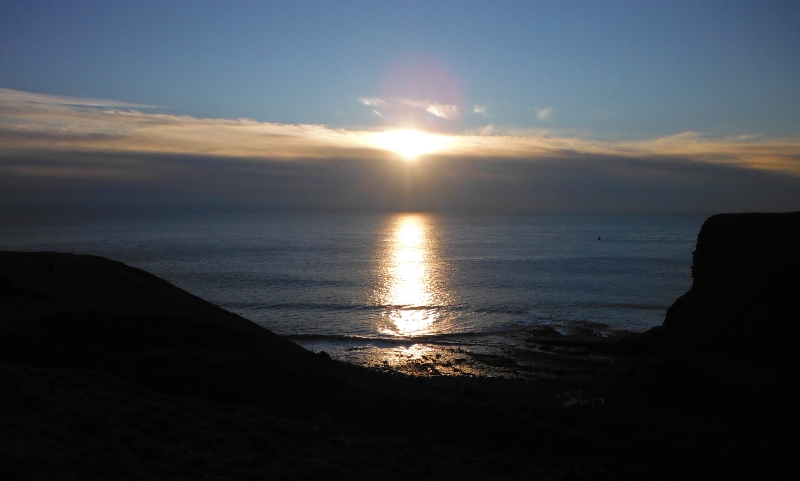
598 235 601 241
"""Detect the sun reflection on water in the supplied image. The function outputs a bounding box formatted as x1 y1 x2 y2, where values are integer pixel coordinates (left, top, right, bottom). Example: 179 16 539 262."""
377 214 444 336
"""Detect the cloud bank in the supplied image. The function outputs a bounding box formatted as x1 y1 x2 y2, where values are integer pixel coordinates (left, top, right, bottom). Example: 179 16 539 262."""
1 88 799 214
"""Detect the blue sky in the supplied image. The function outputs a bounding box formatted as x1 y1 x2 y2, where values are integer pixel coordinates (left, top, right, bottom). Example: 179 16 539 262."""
3 0 798 137
1 1 799 213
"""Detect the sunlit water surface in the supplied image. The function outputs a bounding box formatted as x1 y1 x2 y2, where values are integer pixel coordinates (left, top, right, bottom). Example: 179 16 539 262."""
1 212 705 374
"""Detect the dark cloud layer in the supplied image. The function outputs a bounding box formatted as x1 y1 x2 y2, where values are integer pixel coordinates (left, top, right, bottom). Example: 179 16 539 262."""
2 150 799 218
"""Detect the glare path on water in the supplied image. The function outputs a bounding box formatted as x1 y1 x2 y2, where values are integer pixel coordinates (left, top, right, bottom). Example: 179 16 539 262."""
376 214 448 337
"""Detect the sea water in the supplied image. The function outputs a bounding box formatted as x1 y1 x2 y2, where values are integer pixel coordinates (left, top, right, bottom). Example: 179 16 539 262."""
0 212 705 369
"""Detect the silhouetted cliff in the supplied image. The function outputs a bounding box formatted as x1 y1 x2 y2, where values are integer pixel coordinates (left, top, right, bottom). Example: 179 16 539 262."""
658 212 800 355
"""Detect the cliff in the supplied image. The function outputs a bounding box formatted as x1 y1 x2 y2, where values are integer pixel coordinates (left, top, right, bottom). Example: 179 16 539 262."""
658 212 800 355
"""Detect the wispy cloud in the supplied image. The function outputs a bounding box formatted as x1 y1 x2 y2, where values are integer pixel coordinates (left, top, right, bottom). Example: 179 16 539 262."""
0 87 150 110
357 96 460 121
425 103 459 120
473 105 487 115
535 107 553 120
357 97 385 107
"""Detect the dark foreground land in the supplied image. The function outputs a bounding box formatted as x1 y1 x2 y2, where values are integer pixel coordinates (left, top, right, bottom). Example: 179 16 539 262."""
1 213 799 480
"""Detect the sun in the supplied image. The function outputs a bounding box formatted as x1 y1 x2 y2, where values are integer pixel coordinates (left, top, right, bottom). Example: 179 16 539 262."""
372 129 450 160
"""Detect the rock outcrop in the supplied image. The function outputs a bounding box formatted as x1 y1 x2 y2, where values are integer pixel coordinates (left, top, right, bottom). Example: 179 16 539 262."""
657 212 800 355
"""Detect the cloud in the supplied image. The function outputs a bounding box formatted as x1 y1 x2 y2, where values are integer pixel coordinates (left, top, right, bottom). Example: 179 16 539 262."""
396 98 428 109
463 124 495 135
2 88 799 187
1 88 388 161
357 96 460 121
536 107 553 120
358 97 386 106
473 105 487 115
4 149 800 216
0 87 150 110
425 103 459 120
445 130 800 177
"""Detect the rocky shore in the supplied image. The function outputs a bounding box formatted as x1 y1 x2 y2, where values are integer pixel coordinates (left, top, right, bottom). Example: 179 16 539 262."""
2 213 799 480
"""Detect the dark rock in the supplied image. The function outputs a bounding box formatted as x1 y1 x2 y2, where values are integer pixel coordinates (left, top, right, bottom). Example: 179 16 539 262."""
653 212 800 356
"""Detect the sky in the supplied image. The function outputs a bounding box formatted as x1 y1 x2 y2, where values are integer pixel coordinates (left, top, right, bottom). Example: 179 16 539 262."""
1 0 799 215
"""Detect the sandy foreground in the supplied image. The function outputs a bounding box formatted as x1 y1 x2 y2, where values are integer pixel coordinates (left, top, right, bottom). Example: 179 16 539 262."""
1 251 797 480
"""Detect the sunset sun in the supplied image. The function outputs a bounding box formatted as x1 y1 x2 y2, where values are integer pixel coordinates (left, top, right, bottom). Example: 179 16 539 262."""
372 129 450 160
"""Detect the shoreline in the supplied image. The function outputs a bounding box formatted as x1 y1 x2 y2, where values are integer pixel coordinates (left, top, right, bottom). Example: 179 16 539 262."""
291 324 642 381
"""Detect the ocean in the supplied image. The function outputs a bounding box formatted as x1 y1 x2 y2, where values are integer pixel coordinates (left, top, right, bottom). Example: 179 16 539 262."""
0 212 706 375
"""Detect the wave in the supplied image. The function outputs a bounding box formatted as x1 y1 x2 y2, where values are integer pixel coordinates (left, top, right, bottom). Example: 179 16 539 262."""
225 302 465 313
570 300 669 311
226 301 540 316
283 317 621 345
226 299 663 316
226 302 385 312
284 329 518 347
